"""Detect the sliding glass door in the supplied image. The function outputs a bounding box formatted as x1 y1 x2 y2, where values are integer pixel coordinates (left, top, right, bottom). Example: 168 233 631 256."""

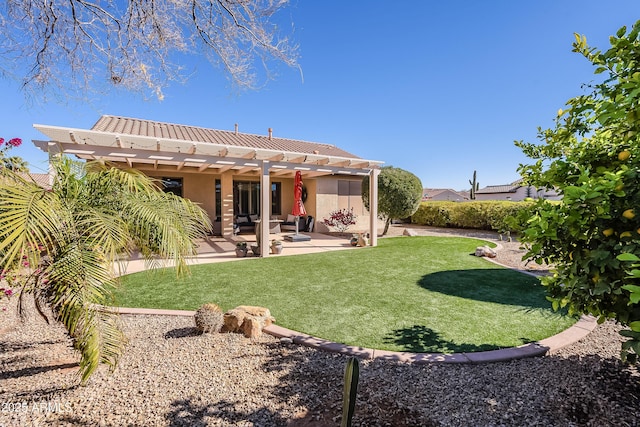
233 181 282 216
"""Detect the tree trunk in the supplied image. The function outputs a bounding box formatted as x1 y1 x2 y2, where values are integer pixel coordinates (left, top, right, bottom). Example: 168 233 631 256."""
382 217 391 236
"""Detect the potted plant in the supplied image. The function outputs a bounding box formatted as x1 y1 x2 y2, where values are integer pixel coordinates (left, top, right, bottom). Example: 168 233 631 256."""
270 239 283 254
235 242 248 257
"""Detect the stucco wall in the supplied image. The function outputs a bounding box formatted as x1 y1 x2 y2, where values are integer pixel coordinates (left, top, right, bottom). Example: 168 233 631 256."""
314 176 372 232
144 170 217 219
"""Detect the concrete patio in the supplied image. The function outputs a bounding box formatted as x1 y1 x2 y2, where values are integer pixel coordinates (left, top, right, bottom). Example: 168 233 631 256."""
119 231 358 275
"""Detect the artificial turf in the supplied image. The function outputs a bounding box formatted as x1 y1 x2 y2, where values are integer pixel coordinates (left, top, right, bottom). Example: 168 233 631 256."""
115 236 576 353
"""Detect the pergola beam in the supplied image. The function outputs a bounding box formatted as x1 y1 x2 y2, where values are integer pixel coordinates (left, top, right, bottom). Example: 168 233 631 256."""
33 139 382 178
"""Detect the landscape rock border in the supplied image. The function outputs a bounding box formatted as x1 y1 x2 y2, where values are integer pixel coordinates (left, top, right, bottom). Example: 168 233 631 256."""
110 306 597 364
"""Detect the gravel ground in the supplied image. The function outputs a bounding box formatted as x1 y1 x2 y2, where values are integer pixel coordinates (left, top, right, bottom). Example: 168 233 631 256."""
1 227 639 426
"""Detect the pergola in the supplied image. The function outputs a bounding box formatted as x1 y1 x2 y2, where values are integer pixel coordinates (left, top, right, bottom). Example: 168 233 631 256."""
33 124 383 257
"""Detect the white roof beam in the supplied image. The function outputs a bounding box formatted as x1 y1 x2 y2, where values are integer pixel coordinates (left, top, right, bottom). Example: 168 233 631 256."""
236 166 258 174
271 168 292 177
32 126 385 173
242 150 257 159
267 153 285 161
287 155 306 163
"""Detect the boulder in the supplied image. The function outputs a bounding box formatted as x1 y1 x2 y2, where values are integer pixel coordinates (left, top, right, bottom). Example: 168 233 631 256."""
475 245 497 258
403 228 418 236
241 317 263 339
222 305 275 338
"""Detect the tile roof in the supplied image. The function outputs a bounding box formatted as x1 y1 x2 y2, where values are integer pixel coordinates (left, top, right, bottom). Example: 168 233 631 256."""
19 172 51 189
475 178 523 194
92 115 362 160
422 188 468 200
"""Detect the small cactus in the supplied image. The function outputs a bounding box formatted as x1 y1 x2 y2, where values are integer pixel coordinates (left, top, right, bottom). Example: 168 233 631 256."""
469 170 479 200
341 357 360 427
194 303 224 333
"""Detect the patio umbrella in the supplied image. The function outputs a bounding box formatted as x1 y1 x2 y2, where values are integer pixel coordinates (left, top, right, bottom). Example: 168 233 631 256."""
292 170 306 234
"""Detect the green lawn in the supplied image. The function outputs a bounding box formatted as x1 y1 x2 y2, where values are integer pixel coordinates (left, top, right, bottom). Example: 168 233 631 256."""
116 236 576 353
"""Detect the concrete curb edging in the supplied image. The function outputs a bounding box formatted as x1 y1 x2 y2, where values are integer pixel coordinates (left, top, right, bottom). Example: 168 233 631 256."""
111 306 597 364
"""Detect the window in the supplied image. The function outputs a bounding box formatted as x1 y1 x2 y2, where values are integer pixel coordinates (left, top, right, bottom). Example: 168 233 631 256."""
215 179 221 221
161 177 183 197
233 181 282 217
338 179 362 211
338 180 361 196
271 182 281 215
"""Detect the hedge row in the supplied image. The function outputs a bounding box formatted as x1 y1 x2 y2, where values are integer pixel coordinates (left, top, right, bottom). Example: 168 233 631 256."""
411 201 537 232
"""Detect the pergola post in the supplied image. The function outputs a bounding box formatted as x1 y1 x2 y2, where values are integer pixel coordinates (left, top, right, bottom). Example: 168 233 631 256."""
369 168 380 246
47 142 62 187
259 161 271 257
220 172 235 237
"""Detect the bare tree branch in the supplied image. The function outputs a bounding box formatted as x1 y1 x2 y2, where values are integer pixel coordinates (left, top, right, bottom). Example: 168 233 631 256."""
0 0 299 100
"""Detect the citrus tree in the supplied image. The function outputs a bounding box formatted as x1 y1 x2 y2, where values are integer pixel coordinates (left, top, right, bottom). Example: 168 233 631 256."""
515 20 640 362
0 157 212 382
362 166 423 235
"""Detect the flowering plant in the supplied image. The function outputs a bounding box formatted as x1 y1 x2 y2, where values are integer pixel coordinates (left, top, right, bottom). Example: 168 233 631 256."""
0 270 15 313
0 136 26 171
0 287 13 299
0 137 22 148
0 254 48 307
322 208 357 232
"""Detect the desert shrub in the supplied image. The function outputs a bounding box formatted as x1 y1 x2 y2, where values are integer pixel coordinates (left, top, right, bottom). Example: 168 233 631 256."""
323 208 357 232
411 201 538 232
194 303 224 333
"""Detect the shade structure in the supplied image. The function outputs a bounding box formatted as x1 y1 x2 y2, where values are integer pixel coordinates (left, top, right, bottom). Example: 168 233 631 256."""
285 170 311 242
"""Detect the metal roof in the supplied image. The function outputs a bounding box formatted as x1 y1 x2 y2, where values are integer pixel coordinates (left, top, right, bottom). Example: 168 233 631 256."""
33 116 383 177
92 115 361 159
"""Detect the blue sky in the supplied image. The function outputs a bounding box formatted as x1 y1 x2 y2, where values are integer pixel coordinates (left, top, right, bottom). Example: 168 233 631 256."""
1 1 639 190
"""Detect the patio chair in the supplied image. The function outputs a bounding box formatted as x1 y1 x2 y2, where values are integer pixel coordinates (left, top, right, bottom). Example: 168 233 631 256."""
304 215 314 232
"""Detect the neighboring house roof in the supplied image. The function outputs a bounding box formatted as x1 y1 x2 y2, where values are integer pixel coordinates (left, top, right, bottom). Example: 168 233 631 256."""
422 188 468 201
92 115 362 159
476 178 523 194
18 172 51 190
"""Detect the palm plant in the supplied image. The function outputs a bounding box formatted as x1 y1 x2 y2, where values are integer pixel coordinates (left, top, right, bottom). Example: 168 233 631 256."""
0 157 212 383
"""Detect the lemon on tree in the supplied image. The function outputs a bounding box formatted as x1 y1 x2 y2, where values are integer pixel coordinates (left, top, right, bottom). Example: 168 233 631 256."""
619 150 631 161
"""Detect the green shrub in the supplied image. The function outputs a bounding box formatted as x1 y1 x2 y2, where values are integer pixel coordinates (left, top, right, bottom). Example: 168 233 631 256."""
411 201 538 232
